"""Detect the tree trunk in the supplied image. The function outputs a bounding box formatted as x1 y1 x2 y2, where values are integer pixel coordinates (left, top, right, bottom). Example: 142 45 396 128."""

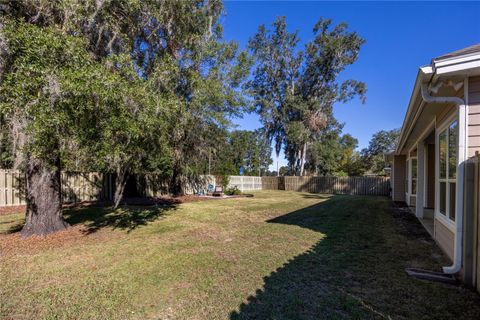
295 148 301 176
113 168 128 209
299 142 307 176
170 164 184 196
20 157 68 237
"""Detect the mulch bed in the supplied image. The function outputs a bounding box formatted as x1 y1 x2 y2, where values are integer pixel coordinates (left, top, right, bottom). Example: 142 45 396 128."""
120 195 213 206
124 194 253 205
0 205 26 216
0 225 105 255
391 201 433 241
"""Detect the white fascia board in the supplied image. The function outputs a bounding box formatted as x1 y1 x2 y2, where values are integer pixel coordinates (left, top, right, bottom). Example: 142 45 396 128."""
434 53 480 68
434 54 480 75
420 65 433 74
435 60 480 75
395 67 433 154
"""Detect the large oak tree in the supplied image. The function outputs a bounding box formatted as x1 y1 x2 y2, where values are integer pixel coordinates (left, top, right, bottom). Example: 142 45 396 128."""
0 0 249 236
248 16 366 176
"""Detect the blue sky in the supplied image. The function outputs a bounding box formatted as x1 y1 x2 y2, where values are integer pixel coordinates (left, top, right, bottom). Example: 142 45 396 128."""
221 1 480 169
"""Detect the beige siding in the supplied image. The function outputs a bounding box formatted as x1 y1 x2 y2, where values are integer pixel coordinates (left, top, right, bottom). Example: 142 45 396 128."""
392 155 406 202
470 113 480 124
468 112 480 122
468 121 480 136
435 219 454 261
469 104 480 115
469 76 480 95
471 92 480 102
469 76 480 157
470 136 480 150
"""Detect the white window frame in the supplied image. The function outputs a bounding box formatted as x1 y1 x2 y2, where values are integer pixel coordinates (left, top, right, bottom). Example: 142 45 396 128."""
410 157 418 196
405 152 417 205
435 114 458 230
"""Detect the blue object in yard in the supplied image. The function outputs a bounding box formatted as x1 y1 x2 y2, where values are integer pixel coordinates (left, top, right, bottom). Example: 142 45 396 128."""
239 166 244 175
207 184 215 193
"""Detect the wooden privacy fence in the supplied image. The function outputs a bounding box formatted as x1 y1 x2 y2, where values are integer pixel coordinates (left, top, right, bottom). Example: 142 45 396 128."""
261 176 280 190
61 172 112 203
0 170 25 206
0 170 112 206
0 170 390 207
262 176 391 196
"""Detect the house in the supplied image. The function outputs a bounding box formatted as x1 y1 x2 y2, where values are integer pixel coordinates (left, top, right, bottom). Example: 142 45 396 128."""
389 44 480 290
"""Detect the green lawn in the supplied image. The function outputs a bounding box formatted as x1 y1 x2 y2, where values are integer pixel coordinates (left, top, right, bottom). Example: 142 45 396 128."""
1 191 480 319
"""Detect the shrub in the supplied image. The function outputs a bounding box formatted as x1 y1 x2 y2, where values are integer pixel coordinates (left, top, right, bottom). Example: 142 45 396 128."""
215 174 230 189
225 186 242 196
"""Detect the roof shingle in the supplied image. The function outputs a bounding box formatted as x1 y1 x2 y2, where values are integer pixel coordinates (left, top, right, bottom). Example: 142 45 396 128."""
434 43 480 61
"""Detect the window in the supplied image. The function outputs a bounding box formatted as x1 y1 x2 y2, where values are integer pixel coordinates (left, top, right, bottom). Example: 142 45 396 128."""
411 158 417 195
439 182 446 214
437 120 458 222
439 131 447 179
448 121 457 179
449 182 456 221
405 157 417 196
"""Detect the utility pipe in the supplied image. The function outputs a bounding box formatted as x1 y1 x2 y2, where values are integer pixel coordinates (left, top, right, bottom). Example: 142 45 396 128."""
420 83 466 274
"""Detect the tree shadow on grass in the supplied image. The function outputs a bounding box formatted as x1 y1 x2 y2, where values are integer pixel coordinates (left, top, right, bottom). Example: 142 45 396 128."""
230 195 480 320
298 193 332 200
1 220 24 234
1 203 177 235
64 204 177 234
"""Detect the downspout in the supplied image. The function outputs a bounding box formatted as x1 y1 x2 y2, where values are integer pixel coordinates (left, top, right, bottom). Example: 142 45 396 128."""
420 83 467 274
